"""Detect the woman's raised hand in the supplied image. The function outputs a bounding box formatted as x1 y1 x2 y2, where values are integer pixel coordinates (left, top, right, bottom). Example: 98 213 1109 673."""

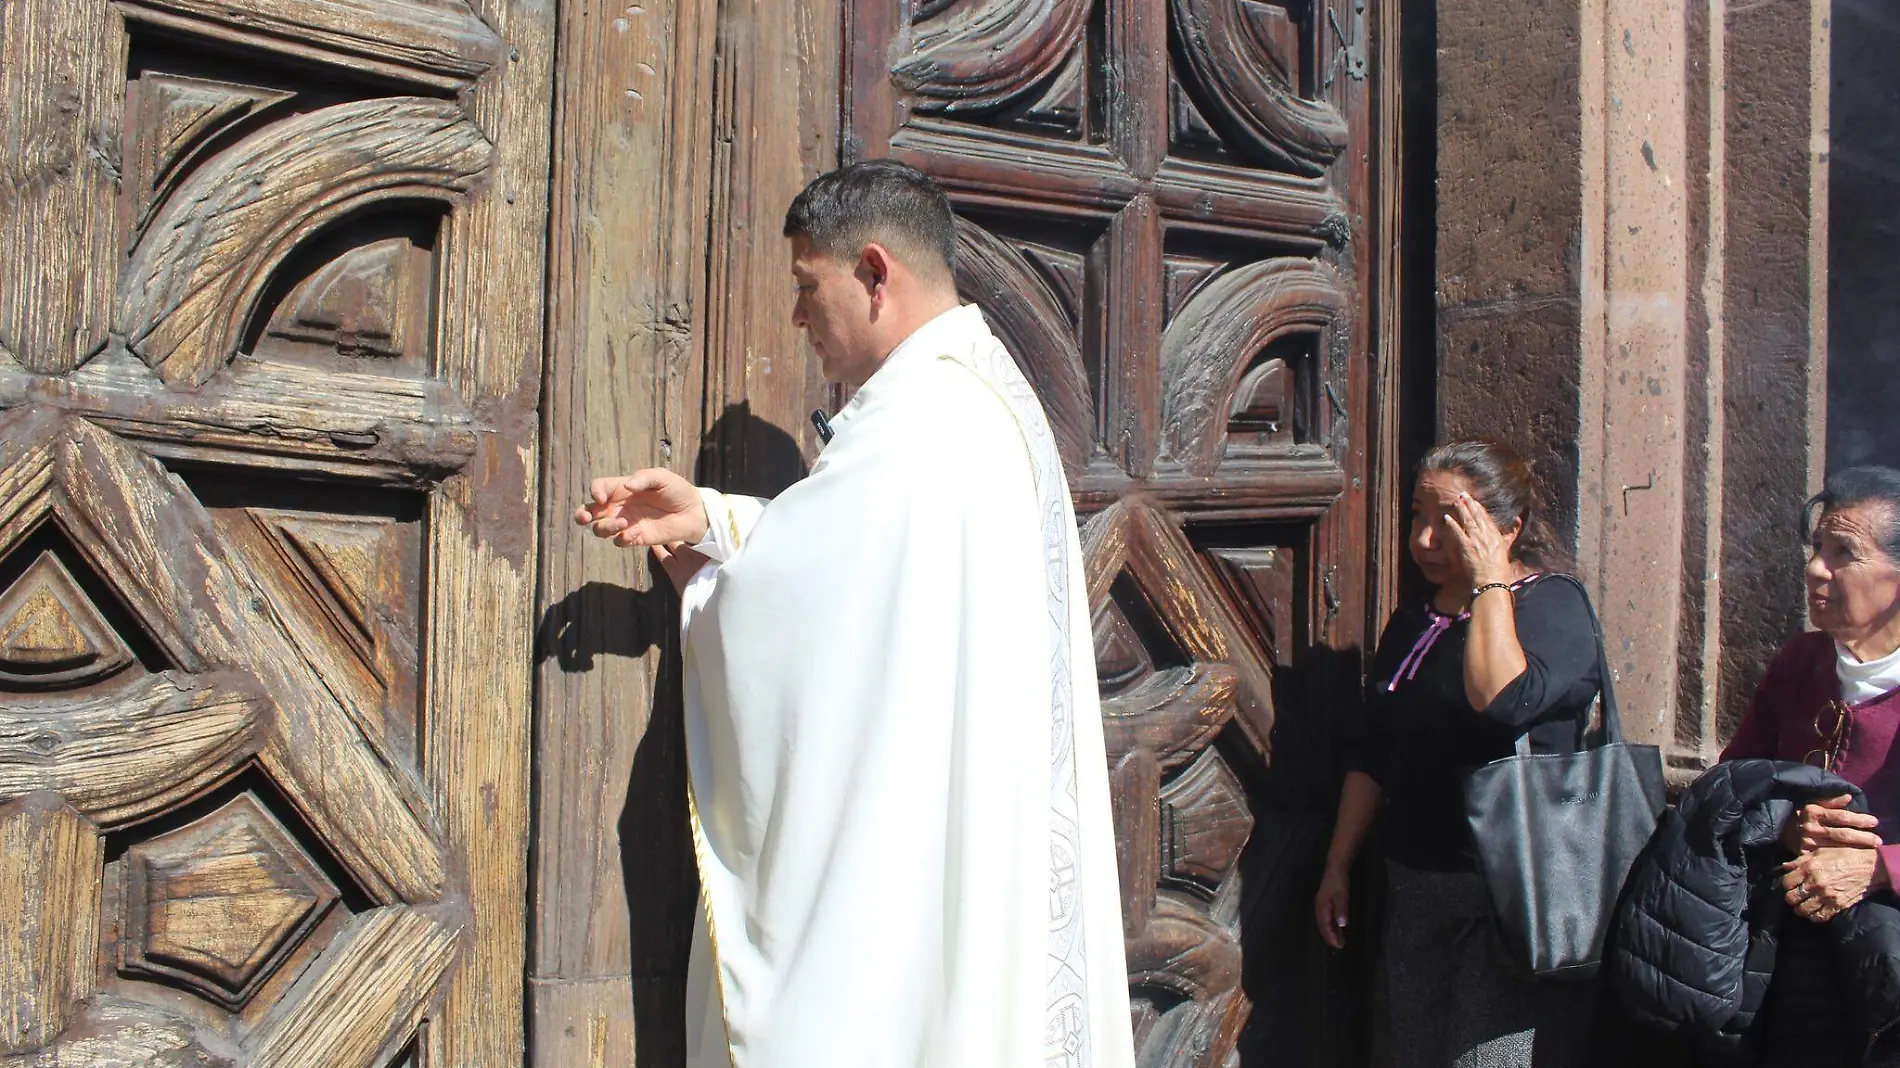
1440 491 1517 587
574 469 710 548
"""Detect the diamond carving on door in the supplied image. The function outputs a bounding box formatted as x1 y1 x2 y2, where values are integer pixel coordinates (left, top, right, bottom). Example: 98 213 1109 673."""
0 0 551 1063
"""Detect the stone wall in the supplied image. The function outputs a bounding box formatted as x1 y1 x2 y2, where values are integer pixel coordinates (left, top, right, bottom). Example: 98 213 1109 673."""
1432 0 1829 773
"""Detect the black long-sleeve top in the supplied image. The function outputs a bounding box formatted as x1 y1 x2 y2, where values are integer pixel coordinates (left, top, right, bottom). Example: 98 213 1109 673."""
1349 574 1603 871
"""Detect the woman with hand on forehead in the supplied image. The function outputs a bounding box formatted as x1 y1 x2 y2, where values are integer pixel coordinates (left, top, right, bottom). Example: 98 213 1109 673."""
1719 465 1900 1066
1314 440 1605 1068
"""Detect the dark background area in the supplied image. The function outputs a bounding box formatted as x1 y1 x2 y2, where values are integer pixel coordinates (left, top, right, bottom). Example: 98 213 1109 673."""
1829 0 1900 471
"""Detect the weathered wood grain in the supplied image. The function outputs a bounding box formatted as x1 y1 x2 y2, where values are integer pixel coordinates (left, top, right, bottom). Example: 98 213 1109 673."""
1082 500 1136 606
0 996 234 1068
0 354 481 487
0 795 102 1054
1072 457 1348 518
1100 665 1240 769
1169 0 1350 175
890 125 1142 211
1109 749 1162 938
420 503 535 1060
245 906 456 1068
533 0 834 1062
419 0 555 1061
1152 157 1343 245
1105 0 1169 174
219 508 407 758
0 430 55 561
532 0 718 996
119 793 339 1008
1077 497 1277 1063
528 976 638 1068
1120 507 1235 661
1086 501 1261 1048
0 0 123 374
1084 501 1276 678
0 427 196 672
118 0 501 91
3 0 548 1058
1124 897 1246 1066
120 99 493 388
1368 0 1407 631
49 419 445 903
894 0 1091 113
1157 258 1347 475
1204 547 1297 666
1159 748 1252 893
1147 152 1345 224
889 127 1362 245
126 75 293 235
697 0 836 489
254 514 391 670
0 552 135 688
0 672 259 827
259 237 432 365
1104 197 1166 479
1227 357 1295 443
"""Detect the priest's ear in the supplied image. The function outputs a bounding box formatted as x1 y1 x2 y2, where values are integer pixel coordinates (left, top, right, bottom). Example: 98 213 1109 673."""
856 242 897 305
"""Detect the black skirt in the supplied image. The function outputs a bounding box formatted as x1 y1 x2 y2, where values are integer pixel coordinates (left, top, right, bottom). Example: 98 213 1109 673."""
1383 861 1596 1068
1757 919 1867 1068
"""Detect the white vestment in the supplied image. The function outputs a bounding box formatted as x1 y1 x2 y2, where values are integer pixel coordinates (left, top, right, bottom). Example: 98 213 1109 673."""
676 305 1135 1068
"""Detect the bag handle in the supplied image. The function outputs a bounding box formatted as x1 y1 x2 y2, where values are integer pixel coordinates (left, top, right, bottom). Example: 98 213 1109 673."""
1511 572 1622 758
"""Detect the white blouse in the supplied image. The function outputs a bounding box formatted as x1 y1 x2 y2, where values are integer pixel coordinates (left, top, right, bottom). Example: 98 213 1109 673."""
1837 639 1900 704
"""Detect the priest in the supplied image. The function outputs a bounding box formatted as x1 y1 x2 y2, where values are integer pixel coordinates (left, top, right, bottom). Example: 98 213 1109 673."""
575 160 1135 1068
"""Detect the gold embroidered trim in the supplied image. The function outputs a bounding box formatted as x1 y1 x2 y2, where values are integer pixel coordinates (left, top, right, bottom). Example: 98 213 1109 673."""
686 788 741 1064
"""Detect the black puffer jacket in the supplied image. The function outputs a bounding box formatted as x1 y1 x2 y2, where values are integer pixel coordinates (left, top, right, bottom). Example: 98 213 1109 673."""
1606 759 1900 1055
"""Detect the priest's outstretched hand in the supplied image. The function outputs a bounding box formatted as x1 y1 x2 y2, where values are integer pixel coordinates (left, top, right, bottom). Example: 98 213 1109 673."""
574 469 709 548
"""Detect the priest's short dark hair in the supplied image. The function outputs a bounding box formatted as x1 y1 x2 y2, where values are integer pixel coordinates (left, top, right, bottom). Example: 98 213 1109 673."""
783 160 957 283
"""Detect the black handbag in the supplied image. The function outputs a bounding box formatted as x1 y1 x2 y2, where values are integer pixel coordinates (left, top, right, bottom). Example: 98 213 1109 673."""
1462 573 1667 981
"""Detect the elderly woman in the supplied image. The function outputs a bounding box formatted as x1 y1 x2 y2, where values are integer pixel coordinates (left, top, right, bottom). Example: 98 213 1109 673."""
1314 440 1603 1067
1721 465 1900 1065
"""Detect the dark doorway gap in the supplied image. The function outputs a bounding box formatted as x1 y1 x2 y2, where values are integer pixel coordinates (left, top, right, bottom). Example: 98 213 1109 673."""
1827 0 1900 470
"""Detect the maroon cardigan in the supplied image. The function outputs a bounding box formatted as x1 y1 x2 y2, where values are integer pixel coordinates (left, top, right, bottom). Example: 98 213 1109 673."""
1723 630 1900 881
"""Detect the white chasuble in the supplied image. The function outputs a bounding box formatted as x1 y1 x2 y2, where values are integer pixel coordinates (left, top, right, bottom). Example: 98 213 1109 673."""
677 305 1135 1068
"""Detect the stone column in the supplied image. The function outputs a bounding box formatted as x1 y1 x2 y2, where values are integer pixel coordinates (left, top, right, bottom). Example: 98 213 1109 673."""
1575 0 1693 759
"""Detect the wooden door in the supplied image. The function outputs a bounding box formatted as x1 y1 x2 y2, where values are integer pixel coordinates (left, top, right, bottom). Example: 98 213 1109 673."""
846 0 1394 1063
0 1 550 1064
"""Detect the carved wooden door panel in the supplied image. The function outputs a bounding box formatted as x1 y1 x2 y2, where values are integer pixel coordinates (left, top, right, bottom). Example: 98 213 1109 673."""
847 0 1385 1064
0 1 549 1065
